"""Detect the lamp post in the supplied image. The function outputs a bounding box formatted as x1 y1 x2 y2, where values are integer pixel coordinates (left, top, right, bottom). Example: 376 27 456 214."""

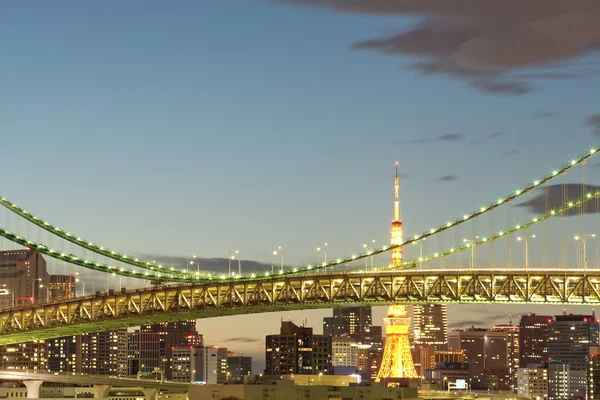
38 284 50 303
186 255 197 272
462 236 479 270
0 285 14 308
517 235 536 268
76 278 85 297
272 246 282 273
273 248 284 273
363 240 376 270
317 243 327 266
112 272 122 291
228 250 239 276
443 376 448 392
413 238 426 268
575 234 596 270
31 278 42 303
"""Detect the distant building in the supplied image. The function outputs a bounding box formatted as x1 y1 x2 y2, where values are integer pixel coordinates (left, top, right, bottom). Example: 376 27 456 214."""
227 355 252 383
419 347 464 377
81 329 128 377
265 320 332 375
589 352 600 400
126 330 161 377
517 365 548 399
411 304 448 372
547 362 587 400
332 335 357 375
0 340 46 371
494 323 519 392
216 347 228 384
519 314 552 367
47 335 81 373
323 317 334 336
48 274 76 300
448 327 509 390
332 306 372 343
171 346 218 384
0 249 48 306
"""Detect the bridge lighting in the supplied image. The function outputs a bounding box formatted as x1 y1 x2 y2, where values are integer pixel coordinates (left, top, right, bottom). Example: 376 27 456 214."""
251 273 256 278
434 253 439 257
351 254 357 260
463 214 469 220
568 201 574 207
499 231 505 235
552 170 559 176
533 217 539 222
534 180 540 186
515 189 522 195
450 248 455 253
591 148 597 154
550 210 556 215
497 198 504 204
480 206 486 212
571 159 577 165
515 225 521 230
336 258 342 264
446 222 452 227
587 193 593 199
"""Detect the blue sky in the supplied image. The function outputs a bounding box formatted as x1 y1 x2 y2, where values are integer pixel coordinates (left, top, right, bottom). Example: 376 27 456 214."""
1 1 600 371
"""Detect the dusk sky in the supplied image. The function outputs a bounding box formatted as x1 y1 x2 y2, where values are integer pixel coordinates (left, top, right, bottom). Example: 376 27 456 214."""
2 1 600 371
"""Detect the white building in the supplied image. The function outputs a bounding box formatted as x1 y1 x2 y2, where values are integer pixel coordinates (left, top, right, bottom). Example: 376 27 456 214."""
332 336 358 369
171 345 218 384
517 366 548 399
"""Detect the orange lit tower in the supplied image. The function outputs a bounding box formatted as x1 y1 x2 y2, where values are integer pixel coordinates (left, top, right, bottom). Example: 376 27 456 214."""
376 162 418 381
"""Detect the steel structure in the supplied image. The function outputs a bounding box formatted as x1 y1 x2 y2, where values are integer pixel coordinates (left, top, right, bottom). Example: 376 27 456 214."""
1 268 600 344
376 305 418 380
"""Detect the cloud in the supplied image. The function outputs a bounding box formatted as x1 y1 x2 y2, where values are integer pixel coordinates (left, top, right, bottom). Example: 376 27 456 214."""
392 132 464 145
515 183 600 215
222 337 261 343
535 111 558 118
501 149 519 158
592 162 600 168
469 131 505 145
449 314 508 328
586 114 600 137
436 175 458 182
276 0 600 95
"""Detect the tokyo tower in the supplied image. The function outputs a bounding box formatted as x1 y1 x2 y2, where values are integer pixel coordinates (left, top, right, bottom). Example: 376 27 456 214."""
375 162 418 381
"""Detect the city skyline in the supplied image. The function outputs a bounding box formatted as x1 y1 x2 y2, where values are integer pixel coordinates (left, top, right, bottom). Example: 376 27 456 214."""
2 0 600 376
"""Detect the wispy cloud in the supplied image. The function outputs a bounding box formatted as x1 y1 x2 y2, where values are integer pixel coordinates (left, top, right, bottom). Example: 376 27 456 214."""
392 132 464 145
469 132 505 145
449 314 509 328
436 175 458 182
277 0 600 95
222 337 261 343
535 111 558 119
136 255 273 273
516 184 600 216
501 149 519 158
585 114 600 137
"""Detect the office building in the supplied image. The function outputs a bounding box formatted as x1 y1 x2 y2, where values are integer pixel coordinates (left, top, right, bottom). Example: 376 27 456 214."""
140 320 201 379
216 347 228 384
0 340 46 371
265 320 332 375
448 327 509 390
517 366 548 399
494 323 520 392
519 314 552 367
0 249 49 306
227 355 252 383
332 306 372 343
411 304 448 371
127 330 161 377
368 325 383 381
332 335 358 375
81 329 128 377
323 317 334 336
48 275 76 300
547 362 587 400
47 335 81 373
171 345 218 384
589 352 600 400
419 347 464 377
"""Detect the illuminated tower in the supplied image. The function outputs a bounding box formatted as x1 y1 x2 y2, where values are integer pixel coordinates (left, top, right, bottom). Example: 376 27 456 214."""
376 162 418 381
391 161 403 267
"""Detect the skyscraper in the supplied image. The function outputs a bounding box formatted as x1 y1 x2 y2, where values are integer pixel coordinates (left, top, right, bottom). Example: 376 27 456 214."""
0 249 49 306
411 304 448 372
265 320 332 375
81 329 128 377
332 306 372 343
519 314 552 368
47 335 81 373
494 323 520 392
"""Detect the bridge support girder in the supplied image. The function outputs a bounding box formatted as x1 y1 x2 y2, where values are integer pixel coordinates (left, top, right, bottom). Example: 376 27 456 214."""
93 384 112 399
23 380 43 399
142 388 159 400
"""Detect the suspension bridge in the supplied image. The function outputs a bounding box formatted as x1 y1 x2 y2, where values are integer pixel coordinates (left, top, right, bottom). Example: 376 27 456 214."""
0 146 599 344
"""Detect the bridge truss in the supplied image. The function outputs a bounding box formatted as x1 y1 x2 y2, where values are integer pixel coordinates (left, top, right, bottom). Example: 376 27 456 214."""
1 268 600 344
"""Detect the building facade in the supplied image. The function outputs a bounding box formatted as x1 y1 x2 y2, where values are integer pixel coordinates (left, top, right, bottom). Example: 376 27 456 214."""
265 320 332 375
519 314 552 368
80 329 128 377
0 249 49 307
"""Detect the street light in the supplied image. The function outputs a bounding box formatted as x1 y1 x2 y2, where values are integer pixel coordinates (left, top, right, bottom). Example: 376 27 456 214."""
228 250 239 276
272 247 284 273
413 238 426 268
38 284 50 303
517 235 536 268
112 272 122 291
463 236 479 270
363 240 376 270
317 243 327 265
186 255 197 272
32 278 43 303
75 278 85 297
272 246 282 273
575 234 596 270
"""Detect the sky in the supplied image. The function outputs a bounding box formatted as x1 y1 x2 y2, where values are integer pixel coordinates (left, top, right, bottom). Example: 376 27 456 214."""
1 1 600 371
